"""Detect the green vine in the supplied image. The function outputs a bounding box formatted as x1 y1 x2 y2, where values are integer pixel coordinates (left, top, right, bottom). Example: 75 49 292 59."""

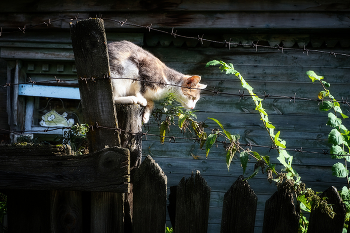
307 70 350 229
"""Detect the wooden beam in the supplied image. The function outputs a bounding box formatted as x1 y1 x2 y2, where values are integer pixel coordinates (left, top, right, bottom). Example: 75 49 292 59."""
0 147 129 192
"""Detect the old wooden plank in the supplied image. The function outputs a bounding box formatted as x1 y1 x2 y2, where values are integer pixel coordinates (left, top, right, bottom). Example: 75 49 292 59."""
220 176 257 233
1 0 349 12
90 192 125 232
308 186 346 233
0 147 130 192
51 190 83 233
133 155 167 233
175 171 211 233
1 12 350 30
262 185 299 233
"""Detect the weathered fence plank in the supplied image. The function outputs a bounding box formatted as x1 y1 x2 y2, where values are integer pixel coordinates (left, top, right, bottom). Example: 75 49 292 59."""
175 171 211 233
90 192 125 233
51 190 83 233
262 184 299 233
133 155 167 233
307 186 346 233
220 175 257 233
0 147 129 192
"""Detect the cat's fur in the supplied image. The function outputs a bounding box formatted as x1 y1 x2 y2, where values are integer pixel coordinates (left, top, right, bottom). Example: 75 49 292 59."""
108 40 207 123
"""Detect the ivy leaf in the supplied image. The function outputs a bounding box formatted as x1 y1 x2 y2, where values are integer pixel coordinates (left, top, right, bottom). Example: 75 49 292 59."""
321 80 331 88
329 129 347 146
327 112 342 127
240 151 249 174
306 70 324 82
205 133 218 157
206 60 221 67
332 162 349 178
318 91 329 100
319 101 333 111
330 145 348 160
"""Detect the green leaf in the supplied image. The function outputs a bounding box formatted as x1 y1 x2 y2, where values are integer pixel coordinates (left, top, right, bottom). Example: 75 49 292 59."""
341 113 349 119
327 112 342 127
297 194 311 212
306 70 324 82
318 91 329 99
321 80 331 87
209 117 233 140
245 169 259 180
319 101 333 111
274 131 286 148
160 121 168 144
240 151 249 174
205 133 218 157
330 145 346 159
329 129 347 146
332 162 349 178
178 114 187 129
266 121 275 129
206 60 221 67
199 132 207 149
226 149 234 171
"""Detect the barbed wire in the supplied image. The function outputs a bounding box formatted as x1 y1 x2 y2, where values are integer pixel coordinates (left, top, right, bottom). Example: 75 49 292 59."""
0 122 342 158
1 16 350 57
2 76 350 108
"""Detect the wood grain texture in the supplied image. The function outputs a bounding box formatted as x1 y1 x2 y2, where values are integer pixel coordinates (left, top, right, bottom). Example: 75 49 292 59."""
262 185 299 233
70 18 120 153
133 155 167 233
90 192 125 233
220 176 257 233
307 186 346 233
0 147 129 192
51 190 83 233
175 171 211 233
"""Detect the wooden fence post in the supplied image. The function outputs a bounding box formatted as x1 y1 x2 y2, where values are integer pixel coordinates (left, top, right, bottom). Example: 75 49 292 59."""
115 104 143 231
133 155 167 233
307 186 346 233
70 18 128 233
175 171 211 233
262 184 299 233
220 175 257 233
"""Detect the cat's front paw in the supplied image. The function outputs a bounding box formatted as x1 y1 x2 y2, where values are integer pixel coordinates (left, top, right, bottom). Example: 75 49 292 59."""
137 98 147 107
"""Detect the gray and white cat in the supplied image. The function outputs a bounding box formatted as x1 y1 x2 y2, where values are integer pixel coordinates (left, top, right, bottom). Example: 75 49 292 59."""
108 40 207 123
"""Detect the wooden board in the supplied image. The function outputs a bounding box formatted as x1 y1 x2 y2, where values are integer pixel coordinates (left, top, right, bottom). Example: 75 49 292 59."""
0 147 130 192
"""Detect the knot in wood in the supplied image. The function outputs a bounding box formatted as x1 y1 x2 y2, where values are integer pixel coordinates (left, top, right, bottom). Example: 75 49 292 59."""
98 151 119 172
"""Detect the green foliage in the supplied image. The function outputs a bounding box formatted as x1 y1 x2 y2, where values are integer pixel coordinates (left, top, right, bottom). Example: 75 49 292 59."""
68 123 89 155
307 70 350 231
166 227 173 233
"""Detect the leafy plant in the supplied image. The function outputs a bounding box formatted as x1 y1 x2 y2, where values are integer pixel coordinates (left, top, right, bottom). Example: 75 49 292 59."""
166 227 173 233
307 70 350 230
67 123 89 155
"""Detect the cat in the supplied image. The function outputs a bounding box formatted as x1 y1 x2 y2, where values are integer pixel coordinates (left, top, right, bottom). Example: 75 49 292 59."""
108 40 207 123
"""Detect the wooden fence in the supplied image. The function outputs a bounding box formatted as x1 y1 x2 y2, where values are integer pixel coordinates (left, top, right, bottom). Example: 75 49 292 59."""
133 155 347 233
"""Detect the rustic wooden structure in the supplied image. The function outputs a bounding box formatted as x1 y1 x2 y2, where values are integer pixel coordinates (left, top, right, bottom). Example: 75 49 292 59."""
1 1 350 232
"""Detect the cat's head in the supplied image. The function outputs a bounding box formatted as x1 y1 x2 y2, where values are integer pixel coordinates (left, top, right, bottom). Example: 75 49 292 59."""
179 75 207 109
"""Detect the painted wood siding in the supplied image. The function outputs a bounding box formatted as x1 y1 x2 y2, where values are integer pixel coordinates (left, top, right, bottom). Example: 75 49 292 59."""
141 35 350 232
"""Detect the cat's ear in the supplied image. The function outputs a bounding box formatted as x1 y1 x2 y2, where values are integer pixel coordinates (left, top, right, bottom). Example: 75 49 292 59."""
185 75 201 87
197 83 207 90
